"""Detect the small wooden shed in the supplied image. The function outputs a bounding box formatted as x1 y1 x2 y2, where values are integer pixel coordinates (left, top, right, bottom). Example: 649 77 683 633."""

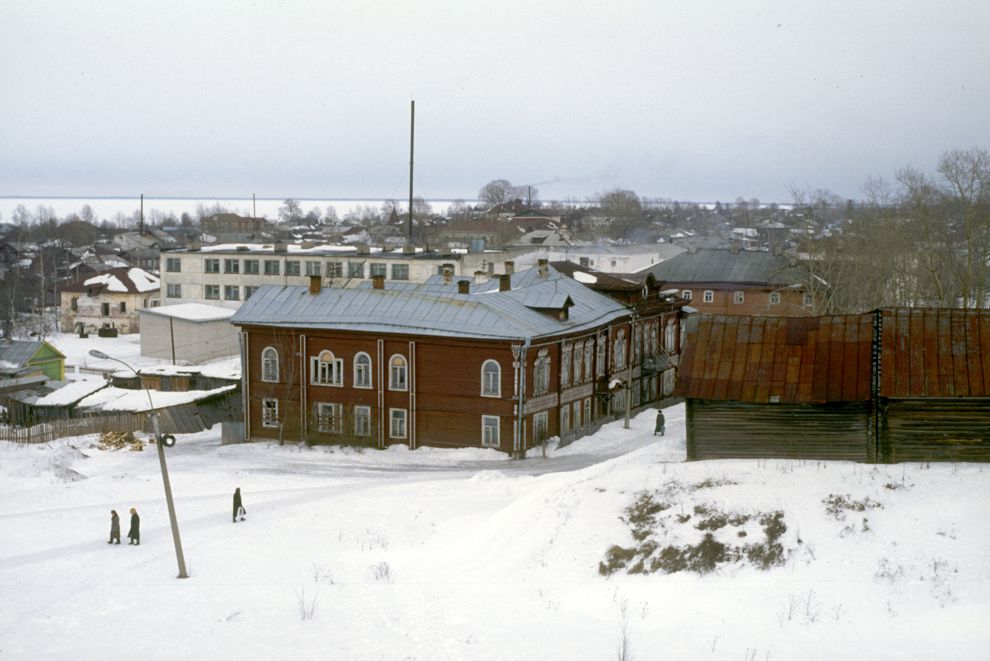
677 308 990 463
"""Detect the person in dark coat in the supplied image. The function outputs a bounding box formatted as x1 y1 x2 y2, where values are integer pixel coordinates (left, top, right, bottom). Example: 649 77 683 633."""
108 510 120 544
127 507 140 545
654 410 666 436
232 487 245 522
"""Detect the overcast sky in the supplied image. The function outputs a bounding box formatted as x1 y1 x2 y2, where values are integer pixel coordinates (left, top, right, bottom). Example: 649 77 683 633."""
2 0 989 204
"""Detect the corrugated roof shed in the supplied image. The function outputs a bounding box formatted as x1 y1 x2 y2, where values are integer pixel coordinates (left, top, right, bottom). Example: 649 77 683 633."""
677 313 873 403
880 308 990 398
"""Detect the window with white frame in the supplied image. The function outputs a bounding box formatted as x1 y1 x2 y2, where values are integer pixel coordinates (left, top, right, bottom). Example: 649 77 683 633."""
596 334 606 377
573 344 583 384
305 261 321 276
481 415 499 447
583 398 591 426
682 290 692 300
354 405 371 436
560 343 572 387
224 285 240 300
285 261 301 276
533 349 550 396
310 350 343 386
166 283 181 298
769 291 781 305
389 355 408 391
348 262 364 278
481 359 500 397
224 258 240 274
664 321 676 354
205 258 220 273
584 341 594 381
613 329 627 370
204 285 220 300
262 398 279 428
370 263 387 278
573 401 581 428
261 347 279 382
533 411 549 444
264 260 280 276
733 290 745 304
391 264 409 281
165 257 181 272
560 405 570 434
803 293 813 307
390 408 407 438
327 261 343 278
353 352 372 388
244 259 260 274
315 402 342 433
703 290 714 303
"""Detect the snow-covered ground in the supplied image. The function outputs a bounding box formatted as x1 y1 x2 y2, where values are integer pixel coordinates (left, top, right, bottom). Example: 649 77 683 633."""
1 405 988 660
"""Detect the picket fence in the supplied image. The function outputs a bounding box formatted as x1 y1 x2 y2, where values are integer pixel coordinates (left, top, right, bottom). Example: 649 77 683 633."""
0 412 151 444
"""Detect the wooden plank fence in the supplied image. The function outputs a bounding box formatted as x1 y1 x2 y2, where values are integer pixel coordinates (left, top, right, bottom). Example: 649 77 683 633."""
0 412 151 444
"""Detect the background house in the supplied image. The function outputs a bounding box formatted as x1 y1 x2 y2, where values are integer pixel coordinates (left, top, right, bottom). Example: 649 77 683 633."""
0 339 65 383
138 303 238 364
643 247 817 316
58 267 161 334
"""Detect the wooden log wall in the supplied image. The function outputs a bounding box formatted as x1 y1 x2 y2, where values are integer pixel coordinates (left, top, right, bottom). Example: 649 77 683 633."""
880 399 990 462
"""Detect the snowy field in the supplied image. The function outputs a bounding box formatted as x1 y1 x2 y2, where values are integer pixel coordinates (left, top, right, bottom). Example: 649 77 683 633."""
1 404 988 660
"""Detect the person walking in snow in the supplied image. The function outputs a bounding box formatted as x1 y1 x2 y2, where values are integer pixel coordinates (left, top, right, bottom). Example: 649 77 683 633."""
654 410 666 436
127 507 140 545
108 510 120 544
232 487 245 522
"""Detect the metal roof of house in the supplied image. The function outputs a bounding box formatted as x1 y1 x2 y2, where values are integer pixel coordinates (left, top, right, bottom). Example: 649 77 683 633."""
880 308 990 398
0 340 64 369
231 265 630 341
642 248 809 286
678 308 990 404
677 313 873 403
139 303 235 322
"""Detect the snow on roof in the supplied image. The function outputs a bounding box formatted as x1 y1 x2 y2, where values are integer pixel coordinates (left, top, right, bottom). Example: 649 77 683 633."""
82 268 159 293
34 379 108 407
139 303 235 322
75 384 237 413
573 271 598 284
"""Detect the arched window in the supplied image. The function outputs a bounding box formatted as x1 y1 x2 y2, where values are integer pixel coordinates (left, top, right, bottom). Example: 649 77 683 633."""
481 360 500 397
261 346 279 382
310 350 342 386
354 352 372 388
389 354 408 391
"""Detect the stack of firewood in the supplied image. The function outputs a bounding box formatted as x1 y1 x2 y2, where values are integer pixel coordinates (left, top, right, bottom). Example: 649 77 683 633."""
97 430 144 452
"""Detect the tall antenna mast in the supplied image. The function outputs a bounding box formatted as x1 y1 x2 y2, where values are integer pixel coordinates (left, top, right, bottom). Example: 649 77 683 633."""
408 99 415 243
140 193 144 233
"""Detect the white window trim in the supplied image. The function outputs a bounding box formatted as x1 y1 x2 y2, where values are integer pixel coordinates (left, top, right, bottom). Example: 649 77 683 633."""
769 291 781 305
310 350 343 387
261 346 279 383
353 352 373 389
481 359 501 397
733 290 745 304
481 415 500 447
262 398 279 428
703 290 714 303
389 408 408 438
315 402 342 433
682 290 692 301
354 405 372 437
388 354 408 391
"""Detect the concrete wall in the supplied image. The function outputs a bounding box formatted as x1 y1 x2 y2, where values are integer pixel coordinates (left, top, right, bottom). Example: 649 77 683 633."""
140 314 239 364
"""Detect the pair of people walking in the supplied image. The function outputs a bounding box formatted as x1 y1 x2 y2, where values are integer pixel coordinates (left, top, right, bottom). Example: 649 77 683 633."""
108 508 140 545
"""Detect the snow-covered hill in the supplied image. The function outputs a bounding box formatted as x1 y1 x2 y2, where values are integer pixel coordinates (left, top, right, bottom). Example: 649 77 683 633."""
0 406 987 660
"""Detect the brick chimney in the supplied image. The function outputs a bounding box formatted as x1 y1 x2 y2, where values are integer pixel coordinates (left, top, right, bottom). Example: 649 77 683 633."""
504 261 514 275
538 258 549 278
457 279 470 294
499 274 512 291
309 275 321 295
372 275 385 289
442 266 453 284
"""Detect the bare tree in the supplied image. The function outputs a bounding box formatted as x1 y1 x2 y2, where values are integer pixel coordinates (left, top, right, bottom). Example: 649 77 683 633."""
478 179 515 207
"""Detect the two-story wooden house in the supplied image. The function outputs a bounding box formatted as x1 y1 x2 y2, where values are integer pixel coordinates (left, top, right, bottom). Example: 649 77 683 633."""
230 261 685 454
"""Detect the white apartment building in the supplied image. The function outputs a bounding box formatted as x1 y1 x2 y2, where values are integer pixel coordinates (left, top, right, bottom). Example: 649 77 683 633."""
158 242 501 309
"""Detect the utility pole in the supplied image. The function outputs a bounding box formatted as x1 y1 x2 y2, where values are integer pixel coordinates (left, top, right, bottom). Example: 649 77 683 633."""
253 193 256 219
140 194 144 234
408 100 415 243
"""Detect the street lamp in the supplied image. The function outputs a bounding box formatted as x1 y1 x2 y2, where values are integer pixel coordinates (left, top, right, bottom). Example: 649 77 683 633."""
89 349 188 579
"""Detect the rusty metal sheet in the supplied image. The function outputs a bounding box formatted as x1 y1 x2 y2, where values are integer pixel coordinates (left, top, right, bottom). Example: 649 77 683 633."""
950 311 970 397
937 313 954 396
967 312 986 395
980 313 990 396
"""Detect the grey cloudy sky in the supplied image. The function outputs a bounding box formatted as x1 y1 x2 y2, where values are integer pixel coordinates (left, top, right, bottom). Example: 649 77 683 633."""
2 0 989 203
